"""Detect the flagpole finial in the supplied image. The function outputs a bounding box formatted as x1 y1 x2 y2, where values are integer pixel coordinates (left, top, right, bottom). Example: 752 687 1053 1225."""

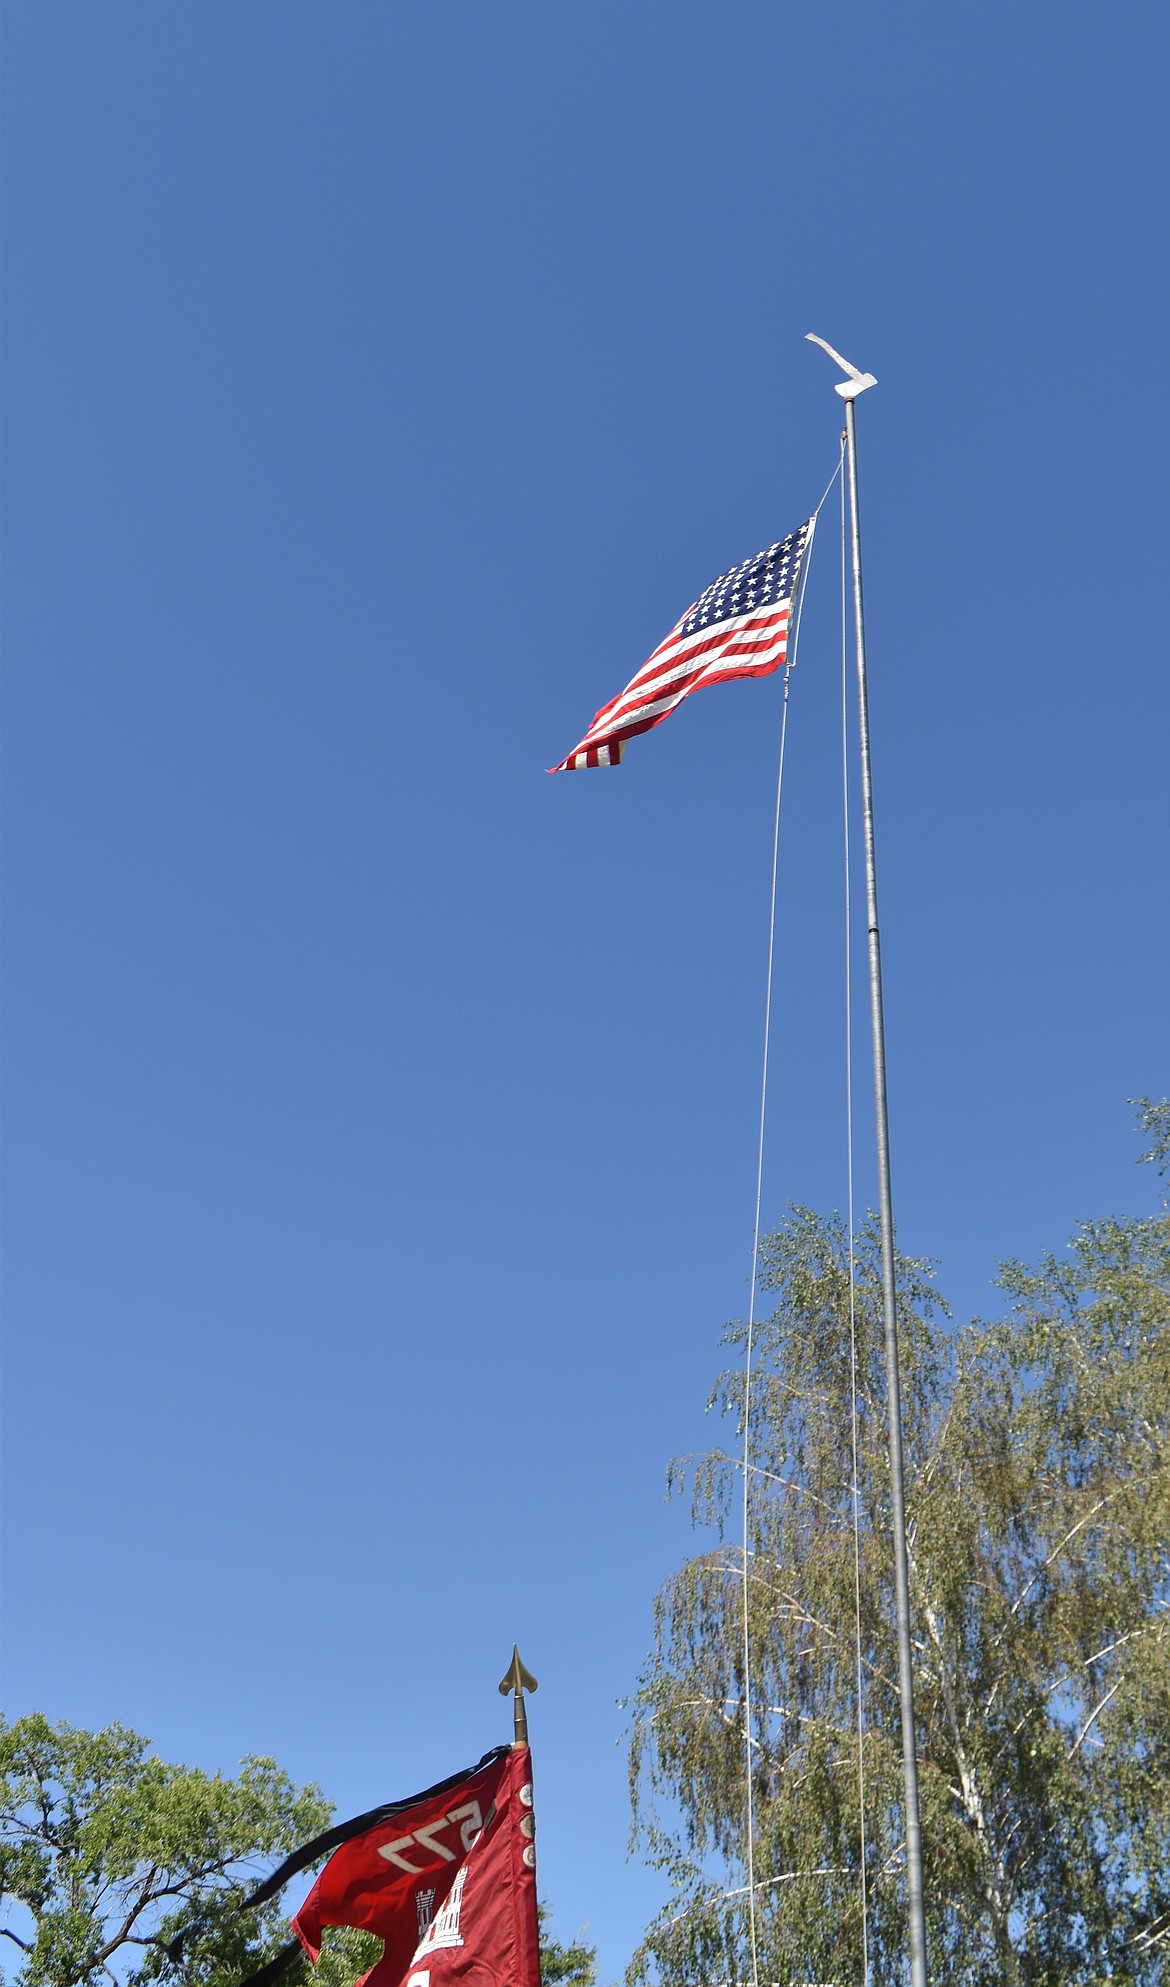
805 331 877 401
498 1645 538 1746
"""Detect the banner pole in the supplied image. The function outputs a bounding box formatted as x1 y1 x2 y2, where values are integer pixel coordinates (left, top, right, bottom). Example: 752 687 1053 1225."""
806 335 928 1987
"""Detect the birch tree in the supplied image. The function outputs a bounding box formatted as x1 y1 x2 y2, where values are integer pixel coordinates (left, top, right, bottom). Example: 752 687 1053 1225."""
628 1111 1170 1985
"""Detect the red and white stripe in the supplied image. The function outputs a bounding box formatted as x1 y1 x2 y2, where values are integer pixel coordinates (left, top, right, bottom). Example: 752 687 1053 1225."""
550 601 795 773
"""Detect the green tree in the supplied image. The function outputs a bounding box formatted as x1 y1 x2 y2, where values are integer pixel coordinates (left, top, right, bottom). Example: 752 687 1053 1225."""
537 1905 596 1987
628 1109 1170 1985
1133 1095 1170 1186
0 1714 330 1987
0 1715 593 1987
310 1930 384 1987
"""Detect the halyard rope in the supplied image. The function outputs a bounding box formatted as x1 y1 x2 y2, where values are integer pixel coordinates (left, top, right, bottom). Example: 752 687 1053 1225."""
740 448 842 1987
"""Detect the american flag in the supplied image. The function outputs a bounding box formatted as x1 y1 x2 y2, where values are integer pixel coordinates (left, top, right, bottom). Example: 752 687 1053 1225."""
549 518 814 772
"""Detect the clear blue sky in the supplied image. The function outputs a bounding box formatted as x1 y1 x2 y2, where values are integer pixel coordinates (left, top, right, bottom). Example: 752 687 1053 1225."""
2 4 1166 1978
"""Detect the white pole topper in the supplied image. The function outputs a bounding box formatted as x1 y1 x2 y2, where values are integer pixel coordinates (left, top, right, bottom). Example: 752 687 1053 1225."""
805 332 878 401
806 333 929 1987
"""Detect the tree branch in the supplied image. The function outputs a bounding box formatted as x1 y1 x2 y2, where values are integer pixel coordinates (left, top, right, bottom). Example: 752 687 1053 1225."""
997 1493 1117 1635
919 1588 1019 1980
987 1616 1164 1772
1068 1678 1121 1758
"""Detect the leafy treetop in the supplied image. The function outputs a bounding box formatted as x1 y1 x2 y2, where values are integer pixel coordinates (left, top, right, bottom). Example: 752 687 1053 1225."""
0 1715 595 1987
0 1714 329 1987
628 1104 1170 1985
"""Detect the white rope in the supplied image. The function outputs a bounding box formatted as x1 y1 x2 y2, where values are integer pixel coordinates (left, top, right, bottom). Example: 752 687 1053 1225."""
739 457 840 1987
738 660 789 1987
841 444 871 1981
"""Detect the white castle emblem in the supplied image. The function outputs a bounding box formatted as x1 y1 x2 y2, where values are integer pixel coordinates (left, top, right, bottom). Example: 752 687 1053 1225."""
413 1866 467 1959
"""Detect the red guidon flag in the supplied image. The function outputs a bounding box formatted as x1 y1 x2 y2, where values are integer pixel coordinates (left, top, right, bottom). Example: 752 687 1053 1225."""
241 1746 539 1987
549 518 813 772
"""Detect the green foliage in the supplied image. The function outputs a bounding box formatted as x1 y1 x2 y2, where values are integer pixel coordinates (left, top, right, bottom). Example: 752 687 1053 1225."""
628 1123 1170 1985
537 1904 597 1987
0 1717 593 1987
311 1928 384 1987
1134 1095 1170 1189
0 1715 330 1987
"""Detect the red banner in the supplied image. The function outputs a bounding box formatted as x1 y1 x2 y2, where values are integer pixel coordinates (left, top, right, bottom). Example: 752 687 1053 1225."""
293 1746 539 1987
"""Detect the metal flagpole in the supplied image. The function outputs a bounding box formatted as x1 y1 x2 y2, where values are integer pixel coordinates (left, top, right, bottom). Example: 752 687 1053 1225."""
806 334 929 1987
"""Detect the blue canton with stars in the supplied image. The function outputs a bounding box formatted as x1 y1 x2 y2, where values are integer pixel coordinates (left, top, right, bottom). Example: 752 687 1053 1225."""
679 521 811 637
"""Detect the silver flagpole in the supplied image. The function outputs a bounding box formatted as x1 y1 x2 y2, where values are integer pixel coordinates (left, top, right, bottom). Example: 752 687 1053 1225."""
806 334 928 1987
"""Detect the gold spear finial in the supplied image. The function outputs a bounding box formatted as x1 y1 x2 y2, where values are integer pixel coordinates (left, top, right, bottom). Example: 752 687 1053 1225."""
498 1645 538 1746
